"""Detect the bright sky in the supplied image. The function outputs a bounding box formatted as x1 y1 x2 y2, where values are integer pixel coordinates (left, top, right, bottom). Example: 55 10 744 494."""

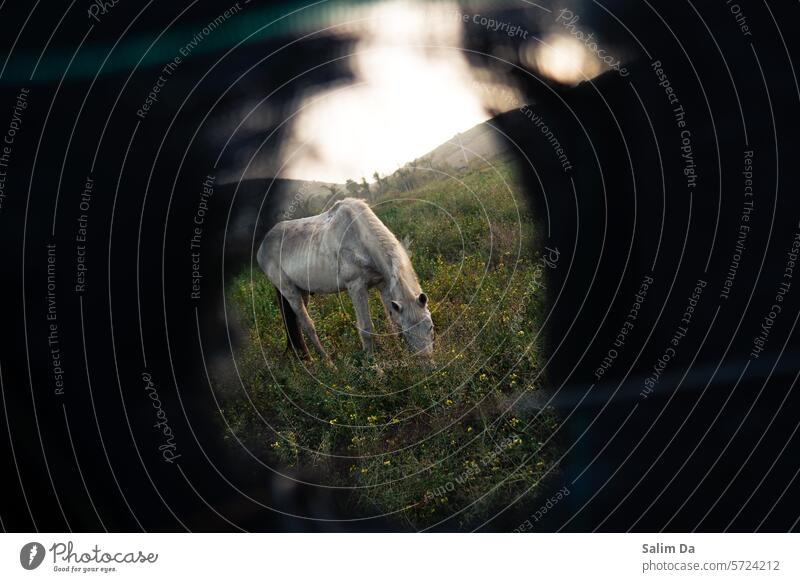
283 0 490 184
282 0 605 184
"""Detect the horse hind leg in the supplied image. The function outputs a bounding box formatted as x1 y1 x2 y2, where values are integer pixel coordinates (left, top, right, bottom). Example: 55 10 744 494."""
277 282 331 363
274 285 309 359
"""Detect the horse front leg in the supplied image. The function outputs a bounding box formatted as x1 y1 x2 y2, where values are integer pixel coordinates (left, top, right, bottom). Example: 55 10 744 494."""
348 282 375 355
379 285 399 335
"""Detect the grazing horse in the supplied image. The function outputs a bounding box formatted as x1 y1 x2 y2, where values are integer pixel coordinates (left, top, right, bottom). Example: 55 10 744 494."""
257 198 434 361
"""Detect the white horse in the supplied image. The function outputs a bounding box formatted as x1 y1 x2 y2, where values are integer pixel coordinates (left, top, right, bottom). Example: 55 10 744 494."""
257 198 434 361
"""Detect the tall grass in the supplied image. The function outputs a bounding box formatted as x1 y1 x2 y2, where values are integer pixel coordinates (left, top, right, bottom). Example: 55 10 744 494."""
222 161 559 527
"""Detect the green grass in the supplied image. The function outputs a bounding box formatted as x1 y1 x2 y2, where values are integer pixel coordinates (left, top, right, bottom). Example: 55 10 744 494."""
222 160 560 527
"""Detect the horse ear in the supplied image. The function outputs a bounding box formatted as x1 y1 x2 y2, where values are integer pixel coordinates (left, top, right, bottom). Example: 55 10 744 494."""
391 300 402 313
418 293 428 307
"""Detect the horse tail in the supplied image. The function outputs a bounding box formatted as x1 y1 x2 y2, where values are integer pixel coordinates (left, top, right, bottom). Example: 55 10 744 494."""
274 286 309 359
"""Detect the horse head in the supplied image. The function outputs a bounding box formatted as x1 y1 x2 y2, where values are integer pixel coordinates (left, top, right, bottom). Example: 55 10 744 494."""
389 289 434 357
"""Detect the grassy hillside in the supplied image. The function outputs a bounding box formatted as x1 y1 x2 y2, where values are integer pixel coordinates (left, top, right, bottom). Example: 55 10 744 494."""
223 160 559 527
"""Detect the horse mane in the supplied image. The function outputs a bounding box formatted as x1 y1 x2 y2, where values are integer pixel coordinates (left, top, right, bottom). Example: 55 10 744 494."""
334 198 419 293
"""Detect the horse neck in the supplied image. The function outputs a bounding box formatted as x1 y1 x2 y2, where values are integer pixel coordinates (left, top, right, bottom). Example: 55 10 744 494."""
354 210 408 285
386 263 419 300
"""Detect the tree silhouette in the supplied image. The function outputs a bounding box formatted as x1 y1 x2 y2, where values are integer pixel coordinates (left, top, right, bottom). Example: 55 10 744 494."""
322 184 343 209
372 171 384 197
345 179 360 197
323 184 341 197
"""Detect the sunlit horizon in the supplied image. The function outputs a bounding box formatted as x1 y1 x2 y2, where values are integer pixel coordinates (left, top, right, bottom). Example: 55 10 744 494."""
282 0 490 185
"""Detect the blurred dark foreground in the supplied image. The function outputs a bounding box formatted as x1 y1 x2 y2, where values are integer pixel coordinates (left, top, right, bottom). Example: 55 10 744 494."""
1 0 799 531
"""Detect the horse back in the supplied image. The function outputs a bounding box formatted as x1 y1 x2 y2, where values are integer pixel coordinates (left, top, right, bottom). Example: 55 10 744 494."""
258 208 373 292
